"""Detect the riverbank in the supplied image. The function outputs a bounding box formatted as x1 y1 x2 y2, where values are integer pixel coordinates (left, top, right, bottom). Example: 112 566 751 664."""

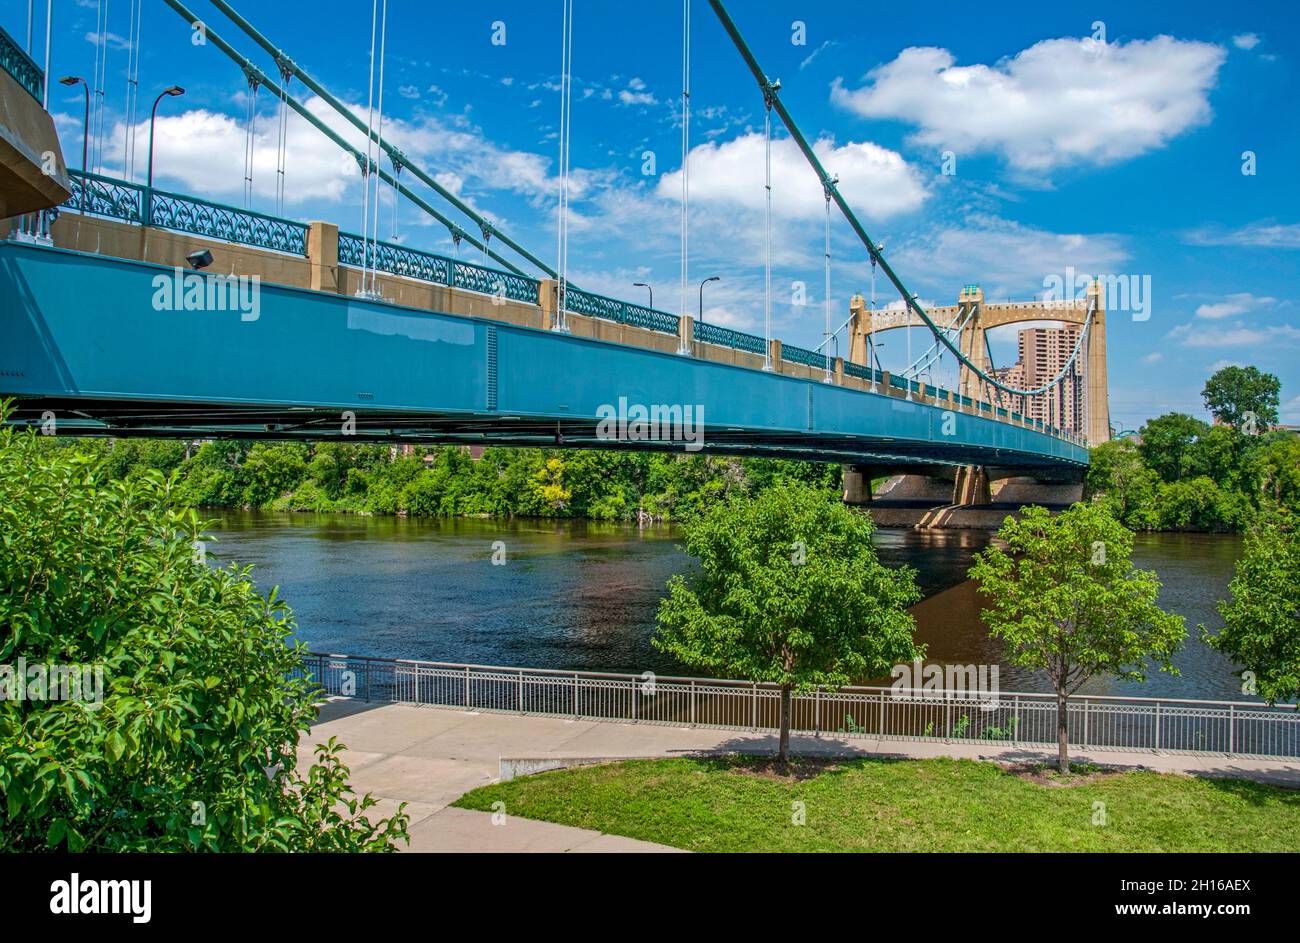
301 699 1300 853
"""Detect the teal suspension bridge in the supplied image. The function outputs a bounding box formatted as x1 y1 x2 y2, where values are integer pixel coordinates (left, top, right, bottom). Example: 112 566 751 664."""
0 2 1092 488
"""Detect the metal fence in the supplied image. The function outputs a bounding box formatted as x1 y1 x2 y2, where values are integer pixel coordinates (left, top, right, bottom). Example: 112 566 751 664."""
298 652 1300 761
0 24 42 102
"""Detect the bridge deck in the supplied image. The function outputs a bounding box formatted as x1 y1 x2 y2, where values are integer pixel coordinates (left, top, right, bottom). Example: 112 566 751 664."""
0 239 1087 471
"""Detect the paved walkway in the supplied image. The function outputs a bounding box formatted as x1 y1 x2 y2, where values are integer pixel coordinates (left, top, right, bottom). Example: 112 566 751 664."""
302 698 1300 853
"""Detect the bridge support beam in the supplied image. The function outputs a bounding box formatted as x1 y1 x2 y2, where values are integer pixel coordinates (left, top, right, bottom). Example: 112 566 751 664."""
952 465 991 506
842 464 874 505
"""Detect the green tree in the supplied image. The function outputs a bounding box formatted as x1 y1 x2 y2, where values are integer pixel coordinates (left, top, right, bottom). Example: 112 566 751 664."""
1202 365 1281 429
0 410 408 850
1138 412 1209 482
1155 476 1252 532
653 482 921 762
1085 439 1160 528
1205 524 1300 704
970 504 1185 773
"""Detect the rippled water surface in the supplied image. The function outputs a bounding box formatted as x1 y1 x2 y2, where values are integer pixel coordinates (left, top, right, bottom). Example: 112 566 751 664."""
208 512 1247 700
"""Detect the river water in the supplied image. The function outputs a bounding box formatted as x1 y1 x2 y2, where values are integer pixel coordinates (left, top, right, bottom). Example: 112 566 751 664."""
207 512 1248 702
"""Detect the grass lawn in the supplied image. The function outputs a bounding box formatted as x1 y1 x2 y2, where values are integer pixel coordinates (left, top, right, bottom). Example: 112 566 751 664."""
452 756 1300 852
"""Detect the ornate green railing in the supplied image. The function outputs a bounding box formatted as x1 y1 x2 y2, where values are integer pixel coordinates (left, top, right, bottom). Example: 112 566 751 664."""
150 190 307 254
454 257 539 304
564 286 680 335
0 24 42 102
842 360 882 384
64 170 306 254
781 343 828 369
339 232 451 285
694 320 767 355
336 233 540 303
67 171 145 222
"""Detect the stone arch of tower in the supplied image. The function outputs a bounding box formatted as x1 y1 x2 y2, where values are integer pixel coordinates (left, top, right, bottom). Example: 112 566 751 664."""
847 283 1110 446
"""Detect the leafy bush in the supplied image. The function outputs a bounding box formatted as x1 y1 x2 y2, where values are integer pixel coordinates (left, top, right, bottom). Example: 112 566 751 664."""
0 410 408 851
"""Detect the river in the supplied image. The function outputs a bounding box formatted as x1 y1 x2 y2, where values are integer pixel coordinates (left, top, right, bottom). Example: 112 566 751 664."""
206 511 1249 702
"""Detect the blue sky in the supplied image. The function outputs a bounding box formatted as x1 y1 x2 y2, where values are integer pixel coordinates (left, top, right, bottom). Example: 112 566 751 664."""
7 0 1299 430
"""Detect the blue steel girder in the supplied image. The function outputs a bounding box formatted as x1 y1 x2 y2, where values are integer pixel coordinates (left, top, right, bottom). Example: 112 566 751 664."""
0 242 1088 473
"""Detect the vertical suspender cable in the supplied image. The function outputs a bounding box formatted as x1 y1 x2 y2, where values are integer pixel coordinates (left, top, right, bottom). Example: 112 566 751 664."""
368 0 389 294
122 0 141 179
357 0 378 294
869 252 878 391
391 156 401 241
90 0 104 168
242 73 259 208
679 0 690 329
822 179 834 383
761 82 775 371
41 0 51 108
554 0 574 331
27 0 33 52
274 63 290 216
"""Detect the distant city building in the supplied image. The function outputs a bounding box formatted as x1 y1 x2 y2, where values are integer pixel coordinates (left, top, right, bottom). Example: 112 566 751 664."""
988 326 1085 434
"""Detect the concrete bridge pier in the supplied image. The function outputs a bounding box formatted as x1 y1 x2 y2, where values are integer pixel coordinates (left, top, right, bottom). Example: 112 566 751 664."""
847 463 1083 529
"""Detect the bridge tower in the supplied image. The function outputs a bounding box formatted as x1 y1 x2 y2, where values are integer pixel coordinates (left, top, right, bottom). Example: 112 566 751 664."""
848 281 1110 447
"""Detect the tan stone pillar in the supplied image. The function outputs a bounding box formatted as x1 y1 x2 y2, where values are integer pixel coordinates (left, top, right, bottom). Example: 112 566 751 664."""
842 465 874 505
1085 280 1110 445
307 221 339 293
834 356 844 385
677 314 693 355
539 278 559 330
768 338 782 372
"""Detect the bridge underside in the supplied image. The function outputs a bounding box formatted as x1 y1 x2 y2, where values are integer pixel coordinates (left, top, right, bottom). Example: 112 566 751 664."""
0 242 1088 474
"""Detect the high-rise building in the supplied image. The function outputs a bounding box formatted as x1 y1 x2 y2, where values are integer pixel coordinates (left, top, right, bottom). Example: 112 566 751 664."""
989 326 1085 433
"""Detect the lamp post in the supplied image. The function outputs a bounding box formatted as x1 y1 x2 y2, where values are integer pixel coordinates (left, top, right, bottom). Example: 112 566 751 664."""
146 86 185 222
59 77 89 176
698 275 719 324
633 282 653 310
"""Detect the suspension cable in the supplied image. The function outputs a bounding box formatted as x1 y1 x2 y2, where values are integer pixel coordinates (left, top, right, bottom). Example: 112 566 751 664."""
680 0 690 323
367 0 389 295
554 0 575 331
822 176 835 382
390 151 402 241
357 0 378 294
710 0 1089 403
274 60 290 216
761 79 778 371
242 69 259 209
91 0 108 174
123 0 142 180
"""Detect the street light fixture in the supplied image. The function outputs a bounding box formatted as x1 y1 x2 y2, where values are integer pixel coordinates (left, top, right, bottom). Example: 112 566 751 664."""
146 86 186 198
633 282 653 310
698 275 720 324
59 76 89 177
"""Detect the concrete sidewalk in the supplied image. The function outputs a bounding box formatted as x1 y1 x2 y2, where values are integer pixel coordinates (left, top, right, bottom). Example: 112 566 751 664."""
302 699 1300 853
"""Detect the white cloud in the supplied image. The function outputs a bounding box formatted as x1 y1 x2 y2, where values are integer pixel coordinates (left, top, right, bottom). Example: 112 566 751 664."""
1194 292 1276 319
800 40 837 71
86 94 569 222
890 213 1129 299
1184 221 1300 249
398 85 420 100
1232 33 1261 50
657 133 928 222
1142 352 1164 364
616 77 658 107
832 36 1225 171
1169 323 1300 347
